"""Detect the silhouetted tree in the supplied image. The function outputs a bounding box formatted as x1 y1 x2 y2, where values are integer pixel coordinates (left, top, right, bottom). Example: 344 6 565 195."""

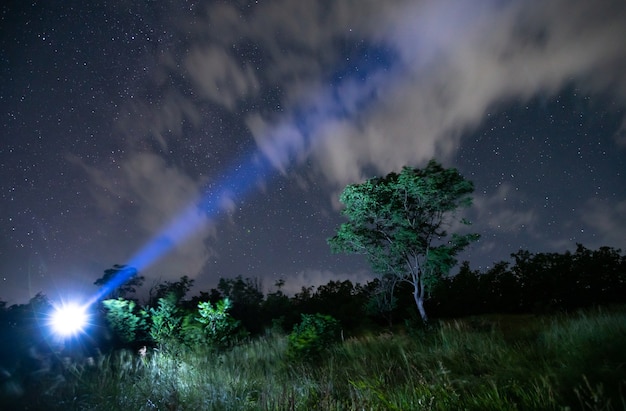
432 261 481 317
571 244 626 307
261 279 293 331
513 249 579 312
364 275 399 328
483 261 520 313
311 280 369 331
94 264 144 300
217 276 264 335
291 285 316 316
148 275 195 306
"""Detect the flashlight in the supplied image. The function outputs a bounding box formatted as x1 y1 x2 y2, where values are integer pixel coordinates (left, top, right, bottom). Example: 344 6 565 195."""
49 302 89 337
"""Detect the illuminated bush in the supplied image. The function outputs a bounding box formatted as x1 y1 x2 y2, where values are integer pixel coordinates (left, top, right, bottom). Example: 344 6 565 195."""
287 313 341 361
195 298 241 348
147 294 181 348
102 298 147 345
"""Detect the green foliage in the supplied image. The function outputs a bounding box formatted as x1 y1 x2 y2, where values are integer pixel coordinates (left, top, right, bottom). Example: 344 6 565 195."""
4 308 626 410
102 298 147 345
287 313 341 361
102 295 242 350
146 293 181 348
196 298 241 348
329 160 479 322
180 312 207 346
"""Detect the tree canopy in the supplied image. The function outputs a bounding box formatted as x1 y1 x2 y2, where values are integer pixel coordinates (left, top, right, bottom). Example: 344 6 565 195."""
94 264 144 300
328 160 479 322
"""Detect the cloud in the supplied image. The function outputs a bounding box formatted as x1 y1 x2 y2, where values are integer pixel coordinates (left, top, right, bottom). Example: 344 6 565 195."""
579 198 626 249
117 89 202 151
614 117 626 148
309 0 626 186
246 114 307 174
94 0 626 280
118 0 626 188
472 183 536 233
144 0 625 195
71 152 216 281
184 45 259 110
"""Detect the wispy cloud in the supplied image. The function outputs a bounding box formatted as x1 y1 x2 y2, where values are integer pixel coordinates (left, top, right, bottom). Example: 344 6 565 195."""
70 153 216 281
472 183 536 233
307 0 626 187
579 198 626 249
82 0 626 280
116 0 626 190
184 45 259 110
614 117 626 148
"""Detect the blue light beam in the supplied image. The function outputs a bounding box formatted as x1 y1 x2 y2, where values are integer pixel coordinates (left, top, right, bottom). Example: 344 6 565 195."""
90 43 396 304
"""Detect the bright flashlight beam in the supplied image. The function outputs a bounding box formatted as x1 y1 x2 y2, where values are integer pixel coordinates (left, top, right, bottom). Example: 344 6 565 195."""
50 302 89 337
88 44 396 306
86 150 276 306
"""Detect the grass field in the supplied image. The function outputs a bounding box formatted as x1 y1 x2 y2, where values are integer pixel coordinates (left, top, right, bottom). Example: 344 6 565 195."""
2 307 625 410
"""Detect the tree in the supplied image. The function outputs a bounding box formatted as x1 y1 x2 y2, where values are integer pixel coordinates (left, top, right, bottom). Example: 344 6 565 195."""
311 280 369 331
364 276 398 328
148 275 194 307
261 279 293 331
94 264 144 300
286 313 341 361
217 276 264 334
328 160 479 322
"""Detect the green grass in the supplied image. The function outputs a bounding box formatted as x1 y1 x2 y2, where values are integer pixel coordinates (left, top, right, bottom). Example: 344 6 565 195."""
2 307 625 410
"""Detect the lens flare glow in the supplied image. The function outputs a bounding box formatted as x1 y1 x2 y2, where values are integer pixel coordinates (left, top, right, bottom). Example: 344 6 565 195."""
50 302 89 337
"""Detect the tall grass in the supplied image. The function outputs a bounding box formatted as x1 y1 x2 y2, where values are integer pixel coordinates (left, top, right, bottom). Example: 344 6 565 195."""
2 308 625 410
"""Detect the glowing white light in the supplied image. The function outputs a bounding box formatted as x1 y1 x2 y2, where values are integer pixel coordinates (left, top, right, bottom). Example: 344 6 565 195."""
50 302 88 337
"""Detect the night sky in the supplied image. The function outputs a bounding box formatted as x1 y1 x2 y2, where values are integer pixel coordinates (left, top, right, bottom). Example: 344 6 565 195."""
1 0 625 305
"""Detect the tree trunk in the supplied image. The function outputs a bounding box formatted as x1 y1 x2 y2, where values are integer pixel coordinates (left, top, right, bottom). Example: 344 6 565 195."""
413 285 428 323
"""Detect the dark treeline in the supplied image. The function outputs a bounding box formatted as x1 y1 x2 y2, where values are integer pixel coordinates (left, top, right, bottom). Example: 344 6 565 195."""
0 244 624 359
0 244 624 401
429 244 626 318
184 275 373 337
203 244 626 333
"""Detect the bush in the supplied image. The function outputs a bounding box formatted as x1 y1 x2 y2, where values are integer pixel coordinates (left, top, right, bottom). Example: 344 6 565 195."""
102 298 147 345
195 298 242 349
147 293 181 349
287 313 341 361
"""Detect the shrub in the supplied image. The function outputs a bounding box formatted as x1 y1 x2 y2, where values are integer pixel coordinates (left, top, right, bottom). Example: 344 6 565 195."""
147 293 181 348
195 298 241 349
102 298 147 345
287 313 341 361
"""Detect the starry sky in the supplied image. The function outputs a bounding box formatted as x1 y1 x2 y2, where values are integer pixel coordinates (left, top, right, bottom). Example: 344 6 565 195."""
1 0 625 305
